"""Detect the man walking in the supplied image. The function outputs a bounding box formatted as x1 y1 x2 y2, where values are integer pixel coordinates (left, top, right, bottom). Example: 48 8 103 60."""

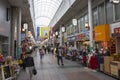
56 46 64 66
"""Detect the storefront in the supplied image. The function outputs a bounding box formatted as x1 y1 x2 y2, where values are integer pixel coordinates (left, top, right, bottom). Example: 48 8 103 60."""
67 36 76 47
110 22 120 54
76 30 90 50
94 24 110 50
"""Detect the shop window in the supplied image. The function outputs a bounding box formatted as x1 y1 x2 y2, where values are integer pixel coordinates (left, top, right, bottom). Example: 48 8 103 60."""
93 8 99 27
98 3 106 24
81 17 85 31
79 19 83 32
115 3 120 21
0 36 8 56
106 1 114 24
85 14 88 26
70 25 72 35
6 8 10 21
76 20 79 33
66 27 69 35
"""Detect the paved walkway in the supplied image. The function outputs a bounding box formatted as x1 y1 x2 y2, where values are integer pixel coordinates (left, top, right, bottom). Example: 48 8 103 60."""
18 50 116 80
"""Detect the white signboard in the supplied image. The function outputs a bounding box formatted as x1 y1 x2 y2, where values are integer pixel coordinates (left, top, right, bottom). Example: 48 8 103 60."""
110 22 120 33
110 0 120 3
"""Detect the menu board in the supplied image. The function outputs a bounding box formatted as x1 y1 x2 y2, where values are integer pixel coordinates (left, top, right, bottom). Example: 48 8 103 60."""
3 65 11 79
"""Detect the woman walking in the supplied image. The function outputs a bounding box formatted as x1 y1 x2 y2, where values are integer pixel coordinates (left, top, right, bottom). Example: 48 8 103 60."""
24 51 35 80
39 48 44 62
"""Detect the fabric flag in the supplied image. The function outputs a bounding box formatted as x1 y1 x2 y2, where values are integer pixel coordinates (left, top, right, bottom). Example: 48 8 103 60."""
37 27 40 41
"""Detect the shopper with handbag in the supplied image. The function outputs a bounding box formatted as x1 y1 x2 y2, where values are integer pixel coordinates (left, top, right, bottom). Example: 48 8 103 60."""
24 51 37 80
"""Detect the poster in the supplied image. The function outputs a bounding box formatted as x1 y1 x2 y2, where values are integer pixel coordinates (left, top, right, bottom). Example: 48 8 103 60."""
40 27 50 38
3 65 11 79
44 30 49 37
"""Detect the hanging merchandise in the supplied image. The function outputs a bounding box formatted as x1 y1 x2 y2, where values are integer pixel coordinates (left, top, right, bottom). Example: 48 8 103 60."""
90 53 98 69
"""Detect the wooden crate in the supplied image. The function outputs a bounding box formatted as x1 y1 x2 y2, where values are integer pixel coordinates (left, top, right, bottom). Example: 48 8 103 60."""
110 61 120 77
104 56 114 73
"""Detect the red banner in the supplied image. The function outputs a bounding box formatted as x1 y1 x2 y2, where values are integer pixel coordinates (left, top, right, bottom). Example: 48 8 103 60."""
50 27 53 36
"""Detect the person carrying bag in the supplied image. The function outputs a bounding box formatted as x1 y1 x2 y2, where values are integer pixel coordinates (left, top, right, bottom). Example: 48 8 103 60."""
24 51 37 80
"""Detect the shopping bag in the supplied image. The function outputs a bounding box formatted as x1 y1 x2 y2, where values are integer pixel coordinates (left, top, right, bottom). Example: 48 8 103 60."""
19 59 23 64
32 68 37 75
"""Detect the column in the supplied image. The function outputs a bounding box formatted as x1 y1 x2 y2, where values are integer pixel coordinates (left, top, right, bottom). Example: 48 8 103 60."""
10 7 17 57
10 7 22 58
16 8 22 59
88 0 93 51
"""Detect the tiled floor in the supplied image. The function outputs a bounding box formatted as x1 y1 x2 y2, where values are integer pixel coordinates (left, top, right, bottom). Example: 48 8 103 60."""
18 50 116 80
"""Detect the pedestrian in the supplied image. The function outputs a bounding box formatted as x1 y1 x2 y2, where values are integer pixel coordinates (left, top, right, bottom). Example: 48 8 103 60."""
83 50 87 66
56 46 64 66
20 52 25 69
24 51 35 80
44 46 47 54
39 48 44 62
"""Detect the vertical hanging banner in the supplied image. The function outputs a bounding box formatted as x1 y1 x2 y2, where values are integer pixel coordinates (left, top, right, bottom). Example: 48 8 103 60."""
37 27 40 41
21 33 26 41
50 27 53 36
40 27 50 38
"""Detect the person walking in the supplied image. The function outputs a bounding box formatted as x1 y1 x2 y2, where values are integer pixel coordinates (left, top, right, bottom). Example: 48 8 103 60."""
24 51 35 80
39 48 44 62
56 46 64 66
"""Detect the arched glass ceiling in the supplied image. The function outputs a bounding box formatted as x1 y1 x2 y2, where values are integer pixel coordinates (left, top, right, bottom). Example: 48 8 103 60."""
34 0 63 27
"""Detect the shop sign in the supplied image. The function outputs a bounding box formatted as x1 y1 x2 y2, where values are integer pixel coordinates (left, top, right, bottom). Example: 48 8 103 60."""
76 34 82 41
110 22 120 33
76 32 90 41
114 27 120 34
95 24 110 41
67 36 76 41
83 30 90 40
110 0 120 4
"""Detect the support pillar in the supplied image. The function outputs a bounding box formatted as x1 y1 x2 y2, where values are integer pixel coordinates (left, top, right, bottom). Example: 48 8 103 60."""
88 0 93 51
16 8 22 59
10 7 17 57
10 7 22 58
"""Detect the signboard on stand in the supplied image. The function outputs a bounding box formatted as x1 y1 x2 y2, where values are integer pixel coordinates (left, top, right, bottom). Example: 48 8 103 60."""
1 65 12 80
0 67 2 80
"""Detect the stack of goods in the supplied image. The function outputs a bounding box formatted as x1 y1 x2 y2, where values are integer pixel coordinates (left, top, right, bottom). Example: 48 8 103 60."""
104 56 114 73
110 61 120 77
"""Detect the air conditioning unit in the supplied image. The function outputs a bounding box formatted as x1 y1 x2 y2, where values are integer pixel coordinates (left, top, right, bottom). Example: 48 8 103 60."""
110 0 120 4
